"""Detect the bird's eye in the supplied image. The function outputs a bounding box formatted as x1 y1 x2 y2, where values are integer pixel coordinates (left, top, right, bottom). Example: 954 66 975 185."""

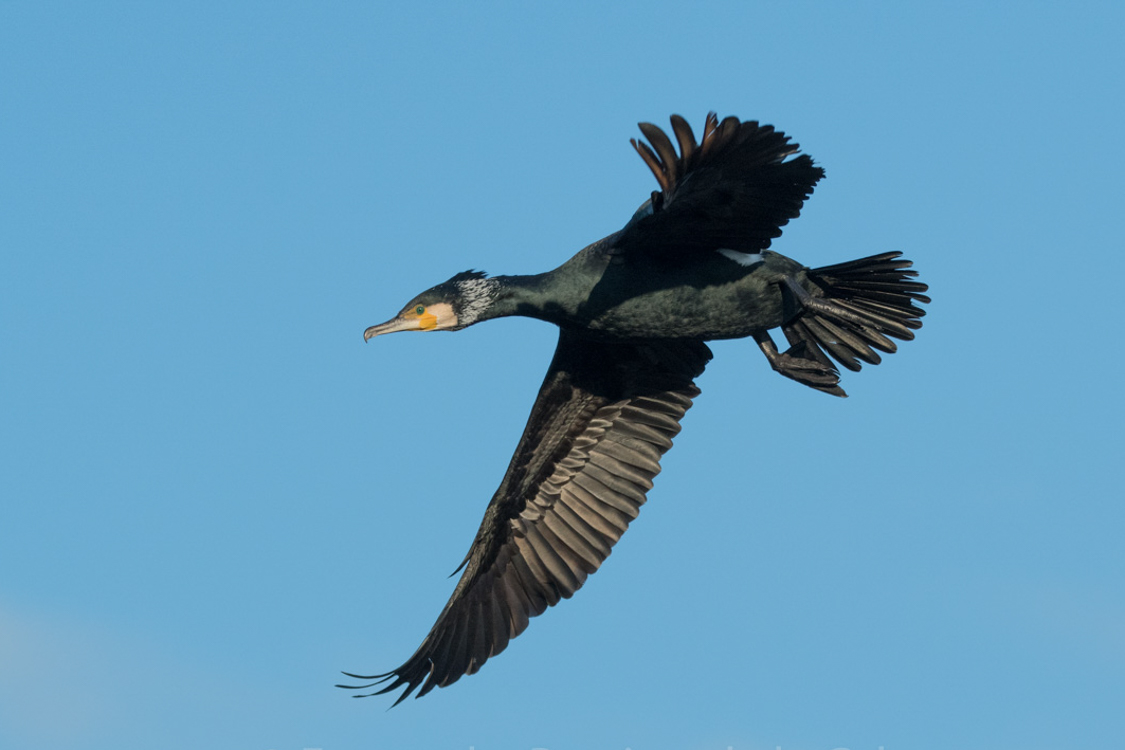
415 305 426 315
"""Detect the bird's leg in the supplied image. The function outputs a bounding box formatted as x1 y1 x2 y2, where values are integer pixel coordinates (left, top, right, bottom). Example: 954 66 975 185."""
781 276 873 328
753 329 845 396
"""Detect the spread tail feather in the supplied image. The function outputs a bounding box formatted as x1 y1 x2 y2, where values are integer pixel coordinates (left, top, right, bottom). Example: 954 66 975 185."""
774 252 929 396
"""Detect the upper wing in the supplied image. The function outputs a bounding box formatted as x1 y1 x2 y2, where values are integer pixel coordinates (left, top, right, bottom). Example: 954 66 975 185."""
612 113 825 261
341 331 712 704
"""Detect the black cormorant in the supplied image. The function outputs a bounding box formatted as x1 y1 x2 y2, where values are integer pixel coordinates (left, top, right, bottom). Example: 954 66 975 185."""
341 113 928 704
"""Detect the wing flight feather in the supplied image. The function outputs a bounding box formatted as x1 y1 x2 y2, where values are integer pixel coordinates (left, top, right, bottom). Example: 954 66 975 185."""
339 332 711 704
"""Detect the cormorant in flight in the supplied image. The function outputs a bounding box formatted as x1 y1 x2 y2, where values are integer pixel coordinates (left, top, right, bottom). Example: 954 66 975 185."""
341 113 928 704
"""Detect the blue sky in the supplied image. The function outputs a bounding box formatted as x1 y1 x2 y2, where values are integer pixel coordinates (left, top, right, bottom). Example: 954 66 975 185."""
2 2 1123 749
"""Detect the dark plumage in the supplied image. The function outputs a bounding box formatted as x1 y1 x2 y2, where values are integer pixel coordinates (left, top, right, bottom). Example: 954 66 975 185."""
341 113 929 704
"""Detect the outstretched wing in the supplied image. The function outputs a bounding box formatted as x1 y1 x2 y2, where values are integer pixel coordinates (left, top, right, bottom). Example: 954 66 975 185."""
612 113 825 261
340 331 711 704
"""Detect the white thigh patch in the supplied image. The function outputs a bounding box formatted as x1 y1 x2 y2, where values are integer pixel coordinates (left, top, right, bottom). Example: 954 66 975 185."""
717 248 764 267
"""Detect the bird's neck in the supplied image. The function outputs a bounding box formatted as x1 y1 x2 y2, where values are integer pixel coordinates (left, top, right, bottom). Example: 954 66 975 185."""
458 273 559 327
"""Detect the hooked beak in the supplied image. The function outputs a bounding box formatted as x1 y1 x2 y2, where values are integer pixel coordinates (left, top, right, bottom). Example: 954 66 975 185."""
364 317 413 341
363 313 438 341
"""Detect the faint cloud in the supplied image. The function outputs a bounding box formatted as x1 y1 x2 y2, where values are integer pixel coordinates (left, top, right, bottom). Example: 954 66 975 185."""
0 604 125 746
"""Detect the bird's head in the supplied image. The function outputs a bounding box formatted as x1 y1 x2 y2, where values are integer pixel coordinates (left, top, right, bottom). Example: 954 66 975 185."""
363 270 498 341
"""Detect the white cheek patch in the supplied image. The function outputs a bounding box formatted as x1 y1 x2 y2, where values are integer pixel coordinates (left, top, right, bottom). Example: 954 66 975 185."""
717 248 765 267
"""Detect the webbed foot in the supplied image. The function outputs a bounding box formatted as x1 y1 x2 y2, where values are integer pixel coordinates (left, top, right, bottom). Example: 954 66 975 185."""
754 331 846 397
